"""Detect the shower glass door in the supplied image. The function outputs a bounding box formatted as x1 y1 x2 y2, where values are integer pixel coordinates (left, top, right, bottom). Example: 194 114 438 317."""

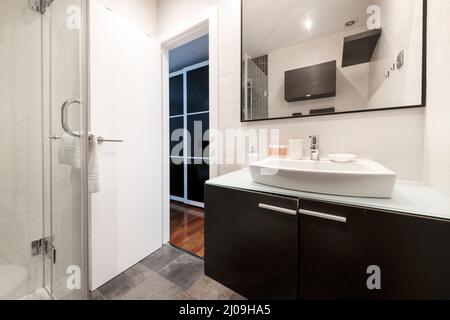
0 0 88 300
44 0 89 300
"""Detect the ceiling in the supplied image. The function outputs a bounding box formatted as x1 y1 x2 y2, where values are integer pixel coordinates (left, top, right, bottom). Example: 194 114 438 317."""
243 0 372 57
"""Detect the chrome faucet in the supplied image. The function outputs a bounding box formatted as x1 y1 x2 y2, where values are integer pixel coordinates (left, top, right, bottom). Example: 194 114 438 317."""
310 135 320 161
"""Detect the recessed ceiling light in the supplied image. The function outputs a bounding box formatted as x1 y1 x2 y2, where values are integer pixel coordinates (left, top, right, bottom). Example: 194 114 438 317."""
304 19 313 30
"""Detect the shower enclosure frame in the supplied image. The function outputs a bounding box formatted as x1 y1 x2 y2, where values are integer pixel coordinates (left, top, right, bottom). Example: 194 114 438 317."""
37 0 91 300
79 0 91 301
1 0 90 301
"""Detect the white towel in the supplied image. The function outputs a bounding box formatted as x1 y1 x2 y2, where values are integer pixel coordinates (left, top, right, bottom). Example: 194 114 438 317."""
88 135 100 193
58 134 81 169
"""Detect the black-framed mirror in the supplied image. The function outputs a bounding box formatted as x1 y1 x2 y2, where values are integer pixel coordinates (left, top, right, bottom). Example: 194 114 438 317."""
241 0 427 122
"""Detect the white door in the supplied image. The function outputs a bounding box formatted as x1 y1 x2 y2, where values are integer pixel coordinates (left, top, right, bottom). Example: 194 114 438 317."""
89 1 163 290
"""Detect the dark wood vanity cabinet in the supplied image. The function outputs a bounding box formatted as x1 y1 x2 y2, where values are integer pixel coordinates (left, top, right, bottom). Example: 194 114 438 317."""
363 209 450 300
299 200 450 300
298 200 369 299
205 185 299 300
205 185 450 300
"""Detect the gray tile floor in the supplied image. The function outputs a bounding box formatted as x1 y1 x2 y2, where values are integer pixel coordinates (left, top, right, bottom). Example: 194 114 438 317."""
90 245 246 300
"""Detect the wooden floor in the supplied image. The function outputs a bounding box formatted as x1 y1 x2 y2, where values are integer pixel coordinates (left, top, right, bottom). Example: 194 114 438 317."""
170 201 205 257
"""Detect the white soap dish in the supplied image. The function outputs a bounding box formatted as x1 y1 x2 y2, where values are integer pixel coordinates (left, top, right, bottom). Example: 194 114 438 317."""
328 153 357 163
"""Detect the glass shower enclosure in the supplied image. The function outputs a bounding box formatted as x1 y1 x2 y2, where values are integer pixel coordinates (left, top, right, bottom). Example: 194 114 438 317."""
0 0 89 299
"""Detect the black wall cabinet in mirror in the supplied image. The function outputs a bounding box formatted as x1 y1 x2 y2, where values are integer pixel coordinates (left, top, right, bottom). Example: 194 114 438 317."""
241 0 427 122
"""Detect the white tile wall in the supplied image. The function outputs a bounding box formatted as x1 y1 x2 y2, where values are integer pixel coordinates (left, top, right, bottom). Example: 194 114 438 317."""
368 0 423 108
424 0 450 197
0 0 45 299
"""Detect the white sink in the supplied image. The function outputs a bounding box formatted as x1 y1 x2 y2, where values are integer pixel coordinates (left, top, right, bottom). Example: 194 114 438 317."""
250 158 396 198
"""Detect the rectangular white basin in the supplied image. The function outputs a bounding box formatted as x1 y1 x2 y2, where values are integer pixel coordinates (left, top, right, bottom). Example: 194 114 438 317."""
250 158 397 198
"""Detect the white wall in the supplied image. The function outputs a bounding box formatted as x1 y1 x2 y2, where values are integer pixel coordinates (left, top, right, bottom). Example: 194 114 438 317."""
157 0 219 36
97 0 158 36
368 0 423 108
268 28 370 118
157 0 426 182
424 0 450 197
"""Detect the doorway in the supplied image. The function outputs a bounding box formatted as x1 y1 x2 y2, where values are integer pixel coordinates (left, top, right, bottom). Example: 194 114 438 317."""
168 35 209 257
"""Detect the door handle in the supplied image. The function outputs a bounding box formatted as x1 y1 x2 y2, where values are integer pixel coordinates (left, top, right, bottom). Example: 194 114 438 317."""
61 98 81 138
299 209 347 223
60 99 123 143
258 203 298 216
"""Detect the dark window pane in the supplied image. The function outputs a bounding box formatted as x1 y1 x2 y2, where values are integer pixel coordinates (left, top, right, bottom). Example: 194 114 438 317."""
187 66 209 114
170 117 184 157
187 163 209 203
187 113 209 158
170 75 184 116
170 159 184 198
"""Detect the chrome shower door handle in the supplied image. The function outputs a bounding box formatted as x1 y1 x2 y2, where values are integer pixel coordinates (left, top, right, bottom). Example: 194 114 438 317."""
61 98 81 138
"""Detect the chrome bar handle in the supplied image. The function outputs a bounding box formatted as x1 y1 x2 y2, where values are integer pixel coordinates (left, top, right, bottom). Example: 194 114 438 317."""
50 134 123 143
60 99 124 143
97 137 124 144
61 98 81 138
258 203 298 216
299 209 347 223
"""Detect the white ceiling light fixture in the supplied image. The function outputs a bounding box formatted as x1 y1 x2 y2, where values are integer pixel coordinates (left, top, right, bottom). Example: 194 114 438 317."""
304 18 313 31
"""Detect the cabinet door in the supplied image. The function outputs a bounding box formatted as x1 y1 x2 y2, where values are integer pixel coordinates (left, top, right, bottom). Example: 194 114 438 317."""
299 200 369 300
205 185 299 300
364 210 450 300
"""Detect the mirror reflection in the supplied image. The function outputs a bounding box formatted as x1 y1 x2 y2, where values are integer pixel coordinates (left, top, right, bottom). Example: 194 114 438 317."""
241 0 425 121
